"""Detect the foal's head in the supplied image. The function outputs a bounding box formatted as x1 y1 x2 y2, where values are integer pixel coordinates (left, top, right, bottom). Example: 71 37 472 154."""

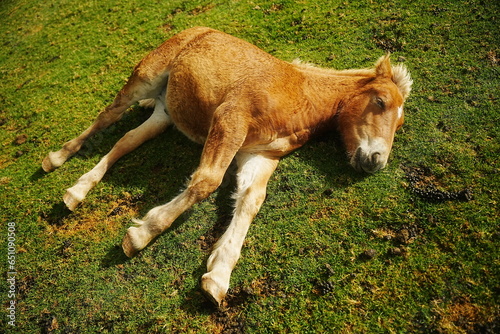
337 55 412 173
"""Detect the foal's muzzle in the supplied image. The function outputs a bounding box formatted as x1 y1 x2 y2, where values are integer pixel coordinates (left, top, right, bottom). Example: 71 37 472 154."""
350 139 389 173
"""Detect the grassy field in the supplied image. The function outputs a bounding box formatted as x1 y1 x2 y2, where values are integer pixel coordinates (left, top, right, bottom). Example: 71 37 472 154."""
1 0 499 332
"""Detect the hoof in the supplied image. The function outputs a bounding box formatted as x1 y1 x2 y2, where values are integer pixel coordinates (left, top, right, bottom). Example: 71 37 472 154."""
42 151 66 172
42 154 58 172
122 226 148 258
63 188 84 211
201 275 227 307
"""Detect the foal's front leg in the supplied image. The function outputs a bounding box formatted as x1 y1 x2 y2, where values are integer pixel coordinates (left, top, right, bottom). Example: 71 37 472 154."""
122 103 248 257
201 153 278 306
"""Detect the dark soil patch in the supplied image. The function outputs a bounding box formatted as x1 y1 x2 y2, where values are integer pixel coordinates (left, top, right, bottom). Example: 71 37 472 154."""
403 166 472 202
210 276 285 333
211 286 251 334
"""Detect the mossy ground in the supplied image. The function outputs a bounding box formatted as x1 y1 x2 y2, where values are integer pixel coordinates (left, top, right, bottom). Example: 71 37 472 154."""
1 0 498 332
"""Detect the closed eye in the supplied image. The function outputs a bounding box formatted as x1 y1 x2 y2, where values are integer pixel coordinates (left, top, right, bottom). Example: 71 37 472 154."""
375 97 386 109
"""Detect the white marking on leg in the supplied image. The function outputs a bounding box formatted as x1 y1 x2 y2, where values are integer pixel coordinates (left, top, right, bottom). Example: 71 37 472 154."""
201 153 278 305
123 191 193 257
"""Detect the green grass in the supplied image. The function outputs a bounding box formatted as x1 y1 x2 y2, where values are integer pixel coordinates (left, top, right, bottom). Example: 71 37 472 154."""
1 0 499 332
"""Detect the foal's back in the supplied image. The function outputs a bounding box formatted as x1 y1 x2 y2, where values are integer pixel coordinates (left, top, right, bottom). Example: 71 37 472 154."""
157 27 306 146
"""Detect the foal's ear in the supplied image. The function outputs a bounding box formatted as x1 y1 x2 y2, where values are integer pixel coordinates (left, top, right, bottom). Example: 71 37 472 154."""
375 54 393 78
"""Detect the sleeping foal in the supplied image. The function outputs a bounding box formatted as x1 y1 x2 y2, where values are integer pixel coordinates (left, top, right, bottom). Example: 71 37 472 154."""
43 27 412 306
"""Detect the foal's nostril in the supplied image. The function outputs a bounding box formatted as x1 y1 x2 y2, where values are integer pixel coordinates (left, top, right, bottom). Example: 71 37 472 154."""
371 152 381 165
351 148 386 173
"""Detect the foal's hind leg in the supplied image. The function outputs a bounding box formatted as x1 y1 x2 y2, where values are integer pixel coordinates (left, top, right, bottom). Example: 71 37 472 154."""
63 99 171 210
42 74 165 172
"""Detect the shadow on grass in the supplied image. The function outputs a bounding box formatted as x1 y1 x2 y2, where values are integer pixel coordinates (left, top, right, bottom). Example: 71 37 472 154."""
40 202 73 226
30 166 48 182
99 209 200 269
101 244 130 267
291 132 369 189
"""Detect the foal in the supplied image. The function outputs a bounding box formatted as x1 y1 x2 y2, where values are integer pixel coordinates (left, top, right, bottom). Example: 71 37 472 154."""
43 27 412 305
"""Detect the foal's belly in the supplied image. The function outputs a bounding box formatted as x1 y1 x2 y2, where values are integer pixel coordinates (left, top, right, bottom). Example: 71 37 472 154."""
165 73 218 145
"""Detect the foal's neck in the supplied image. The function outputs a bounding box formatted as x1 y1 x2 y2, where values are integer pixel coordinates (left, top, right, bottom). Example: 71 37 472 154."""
300 66 373 113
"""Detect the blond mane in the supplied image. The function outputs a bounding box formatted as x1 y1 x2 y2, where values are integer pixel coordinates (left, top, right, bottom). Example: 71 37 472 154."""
291 57 412 100
291 58 375 77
